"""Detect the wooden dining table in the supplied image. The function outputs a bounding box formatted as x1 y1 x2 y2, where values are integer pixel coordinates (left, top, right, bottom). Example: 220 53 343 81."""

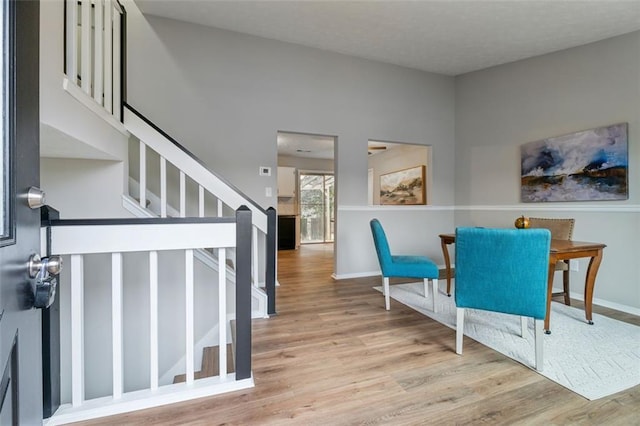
438 233 606 334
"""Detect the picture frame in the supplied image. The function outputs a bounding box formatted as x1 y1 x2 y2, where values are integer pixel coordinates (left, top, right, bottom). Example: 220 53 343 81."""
521 123 628 202
379 165 426 205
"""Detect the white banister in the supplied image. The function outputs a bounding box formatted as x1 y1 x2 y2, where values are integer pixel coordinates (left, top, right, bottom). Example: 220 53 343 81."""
80 0 91 94
66 0 78 84
64 0 123 132
185 249 195 384
47 220 255 425
139 142 146 208
93 0 104 105
112 9 122 122
218 247 227 379
217 199 223 218
104 0 113 114
180 171 186 217
112 252 124 399
160 157 167 218
198 185 205 218
51 222 236 255
70 254 85 408
149 250 159 391
124 108 268 232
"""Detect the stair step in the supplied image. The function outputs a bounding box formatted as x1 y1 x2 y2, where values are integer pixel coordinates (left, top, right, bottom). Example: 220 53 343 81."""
173 344 235 383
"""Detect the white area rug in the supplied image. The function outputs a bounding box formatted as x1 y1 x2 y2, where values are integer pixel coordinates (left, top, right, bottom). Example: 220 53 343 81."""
375 282 640 400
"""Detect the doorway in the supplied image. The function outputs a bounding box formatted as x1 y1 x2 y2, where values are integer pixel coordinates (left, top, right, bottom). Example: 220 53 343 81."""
276 131 336 271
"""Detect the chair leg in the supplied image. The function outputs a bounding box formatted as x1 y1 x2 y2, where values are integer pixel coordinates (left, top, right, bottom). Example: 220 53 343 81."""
432 279 438 313
456 308 464 355
423 278 428 299
383 276 390 310
563 264 571 306
534 318 544 371
520 316 527 338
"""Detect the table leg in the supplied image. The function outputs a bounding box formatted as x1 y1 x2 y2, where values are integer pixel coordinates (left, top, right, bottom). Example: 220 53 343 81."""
441 239 452 296
583 249 603 325
544 258 556 334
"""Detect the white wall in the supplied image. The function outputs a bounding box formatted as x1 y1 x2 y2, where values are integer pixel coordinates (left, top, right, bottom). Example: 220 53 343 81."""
40 0 129 161
40 158 130 218
124 3 456 276
455 32 640 312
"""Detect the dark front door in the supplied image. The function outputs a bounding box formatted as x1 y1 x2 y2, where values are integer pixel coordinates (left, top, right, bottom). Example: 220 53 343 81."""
0 1 42 424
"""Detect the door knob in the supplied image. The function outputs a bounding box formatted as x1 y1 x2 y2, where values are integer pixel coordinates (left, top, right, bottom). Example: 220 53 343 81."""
28 253 42 278
28 254 63 278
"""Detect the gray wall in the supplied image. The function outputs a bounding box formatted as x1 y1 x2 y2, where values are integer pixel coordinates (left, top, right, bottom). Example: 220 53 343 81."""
124 3 638 312
455 32 640 312
125 3 457 276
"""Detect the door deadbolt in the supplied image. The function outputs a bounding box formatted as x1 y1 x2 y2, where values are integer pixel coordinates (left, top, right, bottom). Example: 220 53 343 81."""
27 186 46 209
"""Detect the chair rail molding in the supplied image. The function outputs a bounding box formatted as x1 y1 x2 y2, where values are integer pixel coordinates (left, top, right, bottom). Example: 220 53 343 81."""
338 204 640 213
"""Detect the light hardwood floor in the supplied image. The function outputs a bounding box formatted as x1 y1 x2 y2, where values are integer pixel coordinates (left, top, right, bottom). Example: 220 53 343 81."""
76 244 640 425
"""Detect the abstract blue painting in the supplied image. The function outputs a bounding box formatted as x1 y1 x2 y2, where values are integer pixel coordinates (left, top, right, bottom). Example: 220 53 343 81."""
521 123 628 202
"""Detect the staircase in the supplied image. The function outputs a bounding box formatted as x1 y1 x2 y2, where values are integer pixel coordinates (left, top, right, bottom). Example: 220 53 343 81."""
42 1 276 424
174 345 235 383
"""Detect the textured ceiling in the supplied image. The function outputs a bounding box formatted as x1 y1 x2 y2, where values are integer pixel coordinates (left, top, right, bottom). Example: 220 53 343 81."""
135 0 640 76
277 132 336 160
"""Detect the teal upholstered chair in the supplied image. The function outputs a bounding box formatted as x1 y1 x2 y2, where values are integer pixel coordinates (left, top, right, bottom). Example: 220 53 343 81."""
454 227 551 371
370 219 440 311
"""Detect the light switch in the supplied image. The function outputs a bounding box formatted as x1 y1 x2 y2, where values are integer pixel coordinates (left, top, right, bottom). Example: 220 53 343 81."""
265 187 272 197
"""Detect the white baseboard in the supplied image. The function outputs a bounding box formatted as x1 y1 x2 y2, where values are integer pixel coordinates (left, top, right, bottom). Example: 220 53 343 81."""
563 289 640 317
45 375 253 426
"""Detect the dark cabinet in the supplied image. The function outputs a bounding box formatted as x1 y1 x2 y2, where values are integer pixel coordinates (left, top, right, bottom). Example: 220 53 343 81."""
278 216 296 250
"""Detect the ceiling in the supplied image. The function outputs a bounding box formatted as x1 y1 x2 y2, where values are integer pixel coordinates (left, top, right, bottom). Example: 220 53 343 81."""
135 0 640 76
277 132 336 160
135 0 640 159
277 132 401 160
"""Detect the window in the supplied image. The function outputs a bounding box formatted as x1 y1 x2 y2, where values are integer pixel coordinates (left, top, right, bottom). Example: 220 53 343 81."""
0 0 10 243
299 173 334 243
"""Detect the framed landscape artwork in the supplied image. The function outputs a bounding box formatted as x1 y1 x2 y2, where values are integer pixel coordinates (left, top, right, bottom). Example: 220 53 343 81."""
521 123 628 202
380 165 426 205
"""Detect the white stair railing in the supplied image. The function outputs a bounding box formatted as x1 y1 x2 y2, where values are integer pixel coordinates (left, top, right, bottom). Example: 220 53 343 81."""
65 0 123 122
121 189 269 319
123 104 276 315
62 0 277 316
43 214 254 425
